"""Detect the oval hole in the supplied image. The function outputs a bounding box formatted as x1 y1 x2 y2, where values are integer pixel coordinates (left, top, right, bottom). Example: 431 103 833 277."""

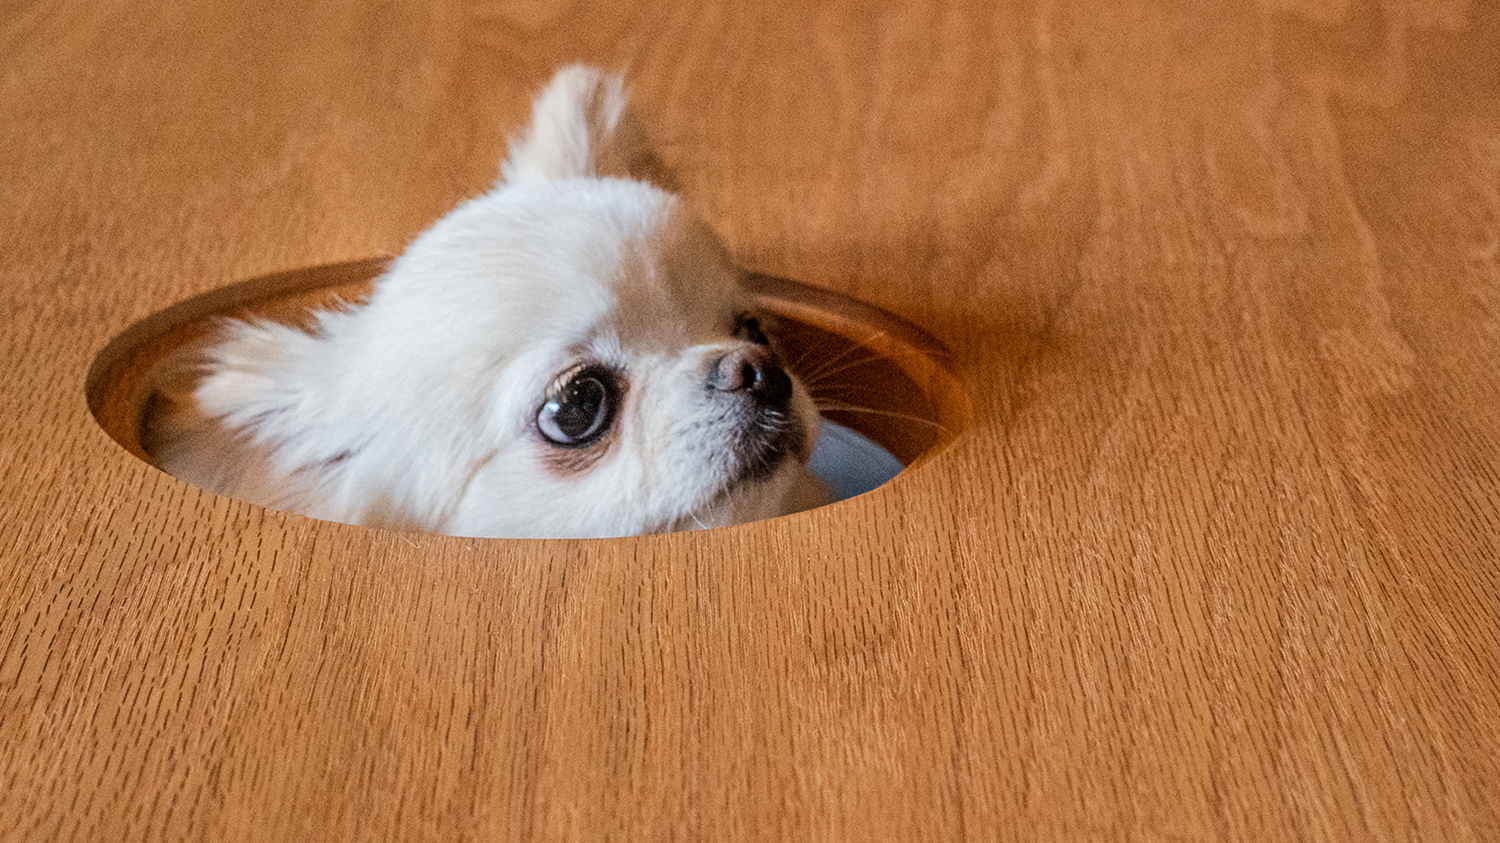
86 258 969 526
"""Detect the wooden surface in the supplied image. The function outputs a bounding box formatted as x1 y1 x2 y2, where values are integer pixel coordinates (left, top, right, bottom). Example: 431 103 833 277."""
2 0 1496 840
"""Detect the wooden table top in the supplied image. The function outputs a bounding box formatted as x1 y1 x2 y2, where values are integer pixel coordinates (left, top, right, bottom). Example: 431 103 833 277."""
2 1 1495 840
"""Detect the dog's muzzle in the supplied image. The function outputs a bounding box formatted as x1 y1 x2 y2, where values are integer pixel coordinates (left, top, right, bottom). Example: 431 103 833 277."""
707 345 805 481
707 344 792 407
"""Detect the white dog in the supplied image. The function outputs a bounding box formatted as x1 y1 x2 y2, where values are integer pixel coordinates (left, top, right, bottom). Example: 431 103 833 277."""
146 66 830 537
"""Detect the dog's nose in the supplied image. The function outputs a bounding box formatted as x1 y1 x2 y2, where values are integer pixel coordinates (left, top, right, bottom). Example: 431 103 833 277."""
707 345 792 406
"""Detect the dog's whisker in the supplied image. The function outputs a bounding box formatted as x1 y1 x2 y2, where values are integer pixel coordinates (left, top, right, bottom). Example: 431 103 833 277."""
813 401 952 433
787 331 889 383
806 381 909 400
796 353 889 388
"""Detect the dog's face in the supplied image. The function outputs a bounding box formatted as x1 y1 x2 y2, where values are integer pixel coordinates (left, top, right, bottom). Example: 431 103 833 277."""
364 176 819 536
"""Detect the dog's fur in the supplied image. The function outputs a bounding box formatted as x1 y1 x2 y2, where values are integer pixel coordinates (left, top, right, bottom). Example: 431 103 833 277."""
145 66 829 538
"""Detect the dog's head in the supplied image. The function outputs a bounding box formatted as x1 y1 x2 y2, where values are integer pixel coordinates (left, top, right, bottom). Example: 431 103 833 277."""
150 67 825 537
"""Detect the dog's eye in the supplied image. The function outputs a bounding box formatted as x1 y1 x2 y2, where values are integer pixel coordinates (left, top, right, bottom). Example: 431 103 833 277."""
537 366 618 446
734 314 770 346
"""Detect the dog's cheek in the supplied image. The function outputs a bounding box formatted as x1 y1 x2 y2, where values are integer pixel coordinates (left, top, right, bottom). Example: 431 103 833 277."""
540 438 614 476
791 378 822 462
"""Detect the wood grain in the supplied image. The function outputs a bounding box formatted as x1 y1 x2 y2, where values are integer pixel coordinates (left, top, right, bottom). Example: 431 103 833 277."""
2 0 1496 840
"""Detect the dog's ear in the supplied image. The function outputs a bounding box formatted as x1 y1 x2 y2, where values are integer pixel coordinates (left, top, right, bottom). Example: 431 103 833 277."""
499 65 656 185
183 319 329 449
141 319 323 507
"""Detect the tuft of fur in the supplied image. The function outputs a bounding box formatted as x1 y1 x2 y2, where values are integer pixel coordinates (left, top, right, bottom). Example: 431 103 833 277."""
144 66 829 538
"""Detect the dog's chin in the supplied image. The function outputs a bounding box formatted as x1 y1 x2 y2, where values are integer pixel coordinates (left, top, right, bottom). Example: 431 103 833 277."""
727 410 809 484
673 463 800 532
663 412 819 532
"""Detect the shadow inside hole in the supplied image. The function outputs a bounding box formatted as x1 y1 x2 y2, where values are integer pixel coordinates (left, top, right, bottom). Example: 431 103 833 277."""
86 258 969 522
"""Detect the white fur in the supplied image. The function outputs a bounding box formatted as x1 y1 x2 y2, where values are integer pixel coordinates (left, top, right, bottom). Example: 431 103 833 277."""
146 66 828 537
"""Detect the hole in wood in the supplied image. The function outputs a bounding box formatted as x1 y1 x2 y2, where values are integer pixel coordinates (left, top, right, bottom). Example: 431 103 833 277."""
86 258 969 531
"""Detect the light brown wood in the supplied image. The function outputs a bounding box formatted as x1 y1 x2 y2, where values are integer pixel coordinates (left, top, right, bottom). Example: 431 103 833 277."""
2 1 1496 840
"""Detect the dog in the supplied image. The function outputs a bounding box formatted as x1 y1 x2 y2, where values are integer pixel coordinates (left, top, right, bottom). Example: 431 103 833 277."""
144 66 831 538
